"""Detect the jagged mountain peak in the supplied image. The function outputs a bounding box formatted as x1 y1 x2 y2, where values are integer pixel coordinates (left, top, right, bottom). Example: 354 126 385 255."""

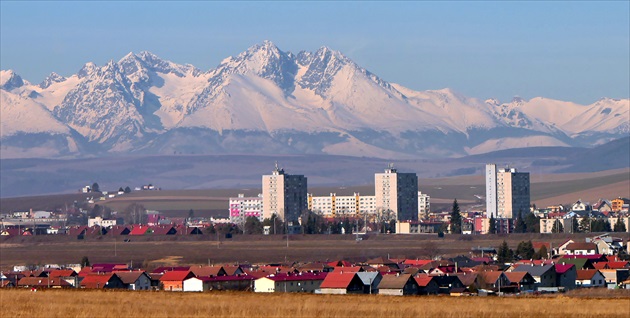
0 70 25 91
39 72 67 89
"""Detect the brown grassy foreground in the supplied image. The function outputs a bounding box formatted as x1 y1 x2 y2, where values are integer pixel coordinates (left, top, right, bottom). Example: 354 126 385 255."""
2 289 629 318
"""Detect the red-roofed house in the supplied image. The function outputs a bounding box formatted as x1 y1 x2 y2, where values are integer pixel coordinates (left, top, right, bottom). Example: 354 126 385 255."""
318 272 364 294
576 269 606 287
555 263 577 290
414 275 439 295
129 225 151 236
253 272 327 293
403 259 433 267
189 266 226 277
504 271 536 292
150 226 177 235
17 277 73 289
160 271 195 291
80 273 125 289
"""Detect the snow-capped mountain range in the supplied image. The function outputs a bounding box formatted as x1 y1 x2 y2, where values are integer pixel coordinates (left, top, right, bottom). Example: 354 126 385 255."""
1 41 628 159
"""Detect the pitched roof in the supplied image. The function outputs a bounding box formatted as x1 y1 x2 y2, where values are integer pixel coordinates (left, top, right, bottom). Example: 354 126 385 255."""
576 269 600 280
479 271 503 284
320 272 358 289
532 242 551 251
151 266 191 274
555 263 575 274
80 273 117 288
403 259 433 267
414 275 436 287
356 272 380 285
18 277 72 287
129 226 150 235
378 274 415 289
332 266 362 273
512 264 555 277
160 271 194 282
565 242 598 251
262 272 327 282
456 273 478 287
504 271 529 284
607 261 629 269
48 269 77 278
189 266 226 277
114 271 148 284
557 258 589 269
593 262 609 270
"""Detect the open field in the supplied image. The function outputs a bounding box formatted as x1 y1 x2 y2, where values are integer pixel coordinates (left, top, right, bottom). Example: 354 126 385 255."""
0 233 605 269
1 289 629 318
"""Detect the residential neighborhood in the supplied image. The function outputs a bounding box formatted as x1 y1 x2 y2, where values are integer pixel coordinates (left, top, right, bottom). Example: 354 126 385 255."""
2 232 629 296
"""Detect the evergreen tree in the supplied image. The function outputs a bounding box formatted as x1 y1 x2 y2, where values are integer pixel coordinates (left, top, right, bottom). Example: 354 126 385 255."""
188 209 195 220
579 215 591 233
450 199 462 234
570 216 580 233
614 216 627 232
497 240 513 263
80 256 90 268
124 186 132 193
489 214 496 234
243 216 263 234
592 218 612 232
552 219 564 233
533 245 548 260
514 211 527 233
91 182 100 193
524 213 539 233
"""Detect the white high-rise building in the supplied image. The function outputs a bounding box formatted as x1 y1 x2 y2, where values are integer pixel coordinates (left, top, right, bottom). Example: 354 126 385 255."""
418 191 430 220
262 163 307 223
375 165 418 221
485 164 530 219
229 194 263 224
308 193 376 217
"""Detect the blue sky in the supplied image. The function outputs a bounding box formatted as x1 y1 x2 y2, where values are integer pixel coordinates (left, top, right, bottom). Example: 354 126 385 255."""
1 1 628 104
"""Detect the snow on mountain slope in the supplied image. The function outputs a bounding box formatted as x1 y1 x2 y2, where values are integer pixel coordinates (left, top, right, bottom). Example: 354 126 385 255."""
52 61 149 150
32 75 81 111
1 41 628 159
560 98 629 135
465 135 571 155
0 89 70 137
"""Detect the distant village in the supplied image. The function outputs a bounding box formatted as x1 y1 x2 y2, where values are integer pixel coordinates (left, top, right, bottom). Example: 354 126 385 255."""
1 164 629 295
1 232 629 294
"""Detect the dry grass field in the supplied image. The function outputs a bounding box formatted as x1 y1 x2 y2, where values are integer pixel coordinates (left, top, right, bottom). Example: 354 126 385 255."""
1 289 629 318
0 233 599 269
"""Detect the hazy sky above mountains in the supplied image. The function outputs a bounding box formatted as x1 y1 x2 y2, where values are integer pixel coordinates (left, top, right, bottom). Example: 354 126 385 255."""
1 1 628 104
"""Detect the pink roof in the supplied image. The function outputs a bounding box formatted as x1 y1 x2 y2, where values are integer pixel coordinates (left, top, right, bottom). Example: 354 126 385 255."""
263 272 327 282
555 263 575 274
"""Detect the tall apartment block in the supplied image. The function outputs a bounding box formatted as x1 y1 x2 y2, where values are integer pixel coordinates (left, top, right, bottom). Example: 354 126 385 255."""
308 193 377 217
229 194 263 224
262 163 308 224
485 164 530 219
375 165 418 221
418 191 431 220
